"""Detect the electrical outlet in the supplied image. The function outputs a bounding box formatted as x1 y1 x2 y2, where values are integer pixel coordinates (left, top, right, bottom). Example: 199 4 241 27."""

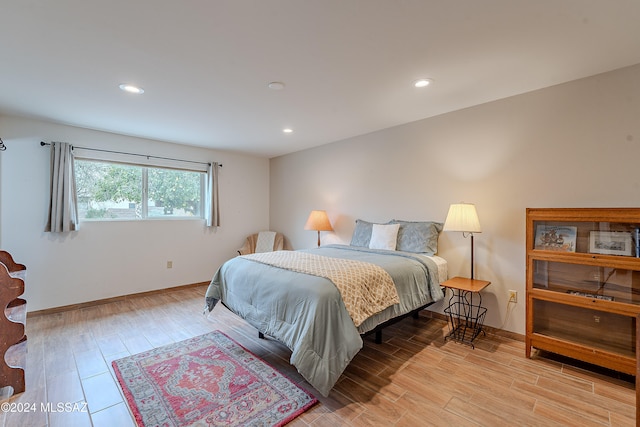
508 290 518 303
167 261 173 269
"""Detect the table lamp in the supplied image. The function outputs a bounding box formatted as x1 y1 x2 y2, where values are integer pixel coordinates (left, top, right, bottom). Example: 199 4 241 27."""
443 203 482 279
304 210 333 247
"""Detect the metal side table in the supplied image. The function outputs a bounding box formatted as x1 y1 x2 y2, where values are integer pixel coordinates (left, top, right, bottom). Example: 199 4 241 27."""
442 276 491 348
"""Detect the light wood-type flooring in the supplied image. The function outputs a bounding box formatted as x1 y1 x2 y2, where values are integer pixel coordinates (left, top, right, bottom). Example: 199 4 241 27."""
1 285 635 426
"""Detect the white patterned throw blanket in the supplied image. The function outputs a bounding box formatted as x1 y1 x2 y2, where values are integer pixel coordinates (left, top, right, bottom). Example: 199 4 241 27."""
243 251 399 327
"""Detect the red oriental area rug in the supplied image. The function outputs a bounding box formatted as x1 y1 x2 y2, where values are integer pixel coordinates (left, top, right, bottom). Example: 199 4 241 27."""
112 331 317 426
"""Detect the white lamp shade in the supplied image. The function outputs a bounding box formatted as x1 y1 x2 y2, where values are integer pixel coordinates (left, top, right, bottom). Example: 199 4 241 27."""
443 203 481 233
304 210 333 231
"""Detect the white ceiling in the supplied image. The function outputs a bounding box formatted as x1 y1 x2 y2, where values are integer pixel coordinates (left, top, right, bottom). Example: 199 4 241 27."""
1 1 639 158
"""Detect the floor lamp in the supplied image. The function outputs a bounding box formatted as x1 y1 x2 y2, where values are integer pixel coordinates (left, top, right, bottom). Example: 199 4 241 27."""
443 203 482 279
304 210 333 247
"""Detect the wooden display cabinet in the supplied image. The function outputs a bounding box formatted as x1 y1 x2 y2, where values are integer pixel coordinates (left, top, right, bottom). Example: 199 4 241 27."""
526 208 640 420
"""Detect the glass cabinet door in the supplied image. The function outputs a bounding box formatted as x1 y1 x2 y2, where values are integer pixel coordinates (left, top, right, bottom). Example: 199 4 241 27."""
532 299 636 359
532 260 640 305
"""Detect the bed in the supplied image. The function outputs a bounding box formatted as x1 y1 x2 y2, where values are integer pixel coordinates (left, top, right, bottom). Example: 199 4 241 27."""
204 220 447 396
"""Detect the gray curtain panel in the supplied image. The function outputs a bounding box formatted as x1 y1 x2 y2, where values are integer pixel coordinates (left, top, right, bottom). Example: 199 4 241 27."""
205 162 220 227
45 142 79 232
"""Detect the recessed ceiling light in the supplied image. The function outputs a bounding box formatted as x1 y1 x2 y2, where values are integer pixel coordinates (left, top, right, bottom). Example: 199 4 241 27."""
119 84 145 94
413 78 433 88
283 128 293 133
268 82 285 90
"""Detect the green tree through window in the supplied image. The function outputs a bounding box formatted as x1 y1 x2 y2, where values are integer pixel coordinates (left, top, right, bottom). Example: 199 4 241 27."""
75 160 203 220
148 168 201 216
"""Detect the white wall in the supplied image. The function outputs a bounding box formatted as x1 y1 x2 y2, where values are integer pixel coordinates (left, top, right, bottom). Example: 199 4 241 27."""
270 63 640 335
0 115 270 311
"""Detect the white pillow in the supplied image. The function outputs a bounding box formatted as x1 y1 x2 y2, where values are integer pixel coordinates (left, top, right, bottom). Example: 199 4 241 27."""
369 223 400 251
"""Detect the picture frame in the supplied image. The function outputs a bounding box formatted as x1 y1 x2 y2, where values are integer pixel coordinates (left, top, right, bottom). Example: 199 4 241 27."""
589 231 633 256
534 225 577 252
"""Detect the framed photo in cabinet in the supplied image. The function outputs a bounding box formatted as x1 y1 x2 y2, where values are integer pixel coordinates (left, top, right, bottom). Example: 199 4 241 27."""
589 231 633 256
534 225 577 252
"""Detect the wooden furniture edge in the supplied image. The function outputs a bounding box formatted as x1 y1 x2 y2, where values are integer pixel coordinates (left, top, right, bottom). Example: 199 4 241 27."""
0 251 27 395
0 250 26 272
442 276 491 293
27 281 210 318
636 312 639 423
526 207 640 222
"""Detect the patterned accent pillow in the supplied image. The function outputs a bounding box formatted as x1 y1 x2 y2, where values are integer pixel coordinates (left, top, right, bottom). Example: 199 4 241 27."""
349 219 377 247
390 220 443 255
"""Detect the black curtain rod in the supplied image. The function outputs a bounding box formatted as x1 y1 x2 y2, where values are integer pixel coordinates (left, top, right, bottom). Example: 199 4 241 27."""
40 141 221 167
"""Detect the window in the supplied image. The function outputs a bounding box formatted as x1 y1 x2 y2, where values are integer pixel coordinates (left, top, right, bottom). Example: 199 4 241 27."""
75 159 204 221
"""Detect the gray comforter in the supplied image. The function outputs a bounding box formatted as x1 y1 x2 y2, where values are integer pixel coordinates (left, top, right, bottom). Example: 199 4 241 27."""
205 244 444 396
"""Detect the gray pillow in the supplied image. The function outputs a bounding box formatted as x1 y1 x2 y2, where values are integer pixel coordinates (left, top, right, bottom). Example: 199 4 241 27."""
350 219 377 247
389 220 443 255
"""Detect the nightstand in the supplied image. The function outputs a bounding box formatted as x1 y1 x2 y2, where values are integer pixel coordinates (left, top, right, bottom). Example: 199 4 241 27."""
442 276 491 348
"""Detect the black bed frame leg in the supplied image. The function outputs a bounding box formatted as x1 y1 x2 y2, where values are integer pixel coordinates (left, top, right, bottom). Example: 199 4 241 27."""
258 332 265 339
375 330 382 344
